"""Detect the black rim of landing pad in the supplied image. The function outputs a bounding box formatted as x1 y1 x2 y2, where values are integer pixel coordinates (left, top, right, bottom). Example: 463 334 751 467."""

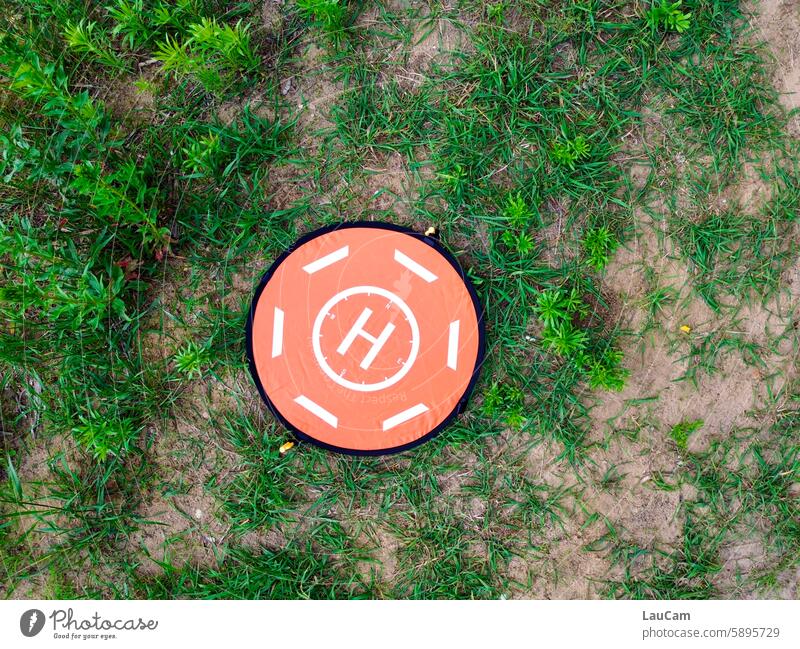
245 221 486 456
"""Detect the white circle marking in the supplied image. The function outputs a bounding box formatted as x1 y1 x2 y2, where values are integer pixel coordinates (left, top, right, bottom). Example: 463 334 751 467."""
312 286 419 393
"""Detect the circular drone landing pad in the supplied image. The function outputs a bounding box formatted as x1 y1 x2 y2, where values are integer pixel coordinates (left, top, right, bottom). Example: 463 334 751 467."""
246 222 484 455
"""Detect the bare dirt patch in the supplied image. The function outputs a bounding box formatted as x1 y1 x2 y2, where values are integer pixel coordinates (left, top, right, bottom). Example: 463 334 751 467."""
261 0 285 33
749 0 800 124
405 18 468 83
100 75 156 125
584 45 800 591
126 375 251 574
357 5 470 87
284 41 341 144
521 515 620 599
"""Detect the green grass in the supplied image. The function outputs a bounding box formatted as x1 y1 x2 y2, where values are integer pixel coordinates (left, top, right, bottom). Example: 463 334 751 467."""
1 0 799 600
669 419 703 451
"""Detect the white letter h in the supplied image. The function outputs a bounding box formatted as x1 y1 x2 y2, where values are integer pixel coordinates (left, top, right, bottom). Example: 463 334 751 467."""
336 308 396 370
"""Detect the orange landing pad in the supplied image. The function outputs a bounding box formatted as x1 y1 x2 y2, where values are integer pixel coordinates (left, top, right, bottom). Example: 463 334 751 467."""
246 222 484 454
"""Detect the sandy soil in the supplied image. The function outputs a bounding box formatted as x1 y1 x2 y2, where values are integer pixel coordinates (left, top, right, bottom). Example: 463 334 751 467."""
749 0 800 133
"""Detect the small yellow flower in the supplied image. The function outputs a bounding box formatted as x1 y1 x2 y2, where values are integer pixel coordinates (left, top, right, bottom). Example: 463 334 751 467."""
279 441 295 454
680 325 692 334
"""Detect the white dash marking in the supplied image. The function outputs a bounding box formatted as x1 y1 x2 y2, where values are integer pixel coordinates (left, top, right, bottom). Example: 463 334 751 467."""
271 307 284 358
382 403 429 431
394 249 438 283
294 395 338 428
447 320 460 370
302 246 349 274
